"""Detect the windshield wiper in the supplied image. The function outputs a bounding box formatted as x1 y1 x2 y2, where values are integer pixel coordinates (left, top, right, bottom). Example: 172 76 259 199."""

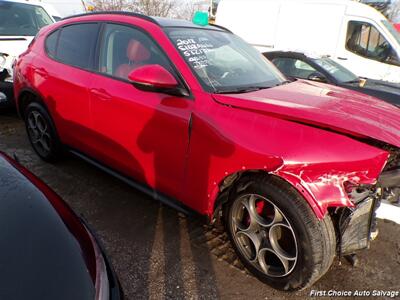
274 80 292 86
214 86 272 94
345 78 361 84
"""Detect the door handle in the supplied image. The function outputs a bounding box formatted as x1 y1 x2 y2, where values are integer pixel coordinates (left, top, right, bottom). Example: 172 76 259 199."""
337 57 348 60
90 88 112 101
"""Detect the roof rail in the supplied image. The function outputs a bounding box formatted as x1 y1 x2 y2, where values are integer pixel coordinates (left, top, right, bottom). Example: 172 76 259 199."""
62 11 159 25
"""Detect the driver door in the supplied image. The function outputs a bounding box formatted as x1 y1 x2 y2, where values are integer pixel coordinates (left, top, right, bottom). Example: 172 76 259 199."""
88 23 193 200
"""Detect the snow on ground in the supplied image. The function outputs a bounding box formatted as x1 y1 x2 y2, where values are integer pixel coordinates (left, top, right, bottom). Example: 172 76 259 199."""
376 202 400 224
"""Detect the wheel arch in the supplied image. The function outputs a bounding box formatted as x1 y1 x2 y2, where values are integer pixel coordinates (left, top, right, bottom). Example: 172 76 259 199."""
17 87 49 119
208 168 325 224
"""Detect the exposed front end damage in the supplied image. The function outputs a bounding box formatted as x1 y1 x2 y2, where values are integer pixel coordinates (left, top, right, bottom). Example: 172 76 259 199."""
336 187 378 256
274 144 400 256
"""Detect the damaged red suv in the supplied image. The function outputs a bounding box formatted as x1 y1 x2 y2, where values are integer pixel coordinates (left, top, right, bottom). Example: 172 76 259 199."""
14 12 400 291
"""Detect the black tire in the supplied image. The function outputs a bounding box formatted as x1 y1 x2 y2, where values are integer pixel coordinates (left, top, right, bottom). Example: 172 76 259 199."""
24 102 63 162
224 174 336 291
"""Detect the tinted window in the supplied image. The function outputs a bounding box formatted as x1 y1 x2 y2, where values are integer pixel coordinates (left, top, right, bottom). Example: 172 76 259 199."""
57 23 99 69
45 30 59 58
98 23 173 80
346 21 400 65
0 1 53 36
272 57 316 79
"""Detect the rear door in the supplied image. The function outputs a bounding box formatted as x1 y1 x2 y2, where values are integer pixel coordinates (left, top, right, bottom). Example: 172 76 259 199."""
35 23 100 152
88 23 192 200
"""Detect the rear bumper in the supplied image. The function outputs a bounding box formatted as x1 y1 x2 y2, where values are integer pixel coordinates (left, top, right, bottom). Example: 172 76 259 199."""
0 81 14 108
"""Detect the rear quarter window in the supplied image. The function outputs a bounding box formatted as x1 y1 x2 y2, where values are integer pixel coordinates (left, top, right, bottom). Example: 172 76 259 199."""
45 30 59 58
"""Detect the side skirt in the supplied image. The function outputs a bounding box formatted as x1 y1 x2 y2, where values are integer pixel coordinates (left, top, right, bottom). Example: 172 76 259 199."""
68 148 206 220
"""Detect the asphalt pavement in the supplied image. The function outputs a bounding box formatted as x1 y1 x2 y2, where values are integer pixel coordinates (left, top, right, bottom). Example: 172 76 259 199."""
0 110 399 300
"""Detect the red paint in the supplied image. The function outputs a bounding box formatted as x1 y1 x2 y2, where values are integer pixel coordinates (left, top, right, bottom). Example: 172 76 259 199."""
14 14 399 220
394 23 400 32
128 64 179 88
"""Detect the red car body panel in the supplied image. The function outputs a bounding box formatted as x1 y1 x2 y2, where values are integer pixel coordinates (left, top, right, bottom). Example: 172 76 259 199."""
14 14 399 220
213 80 400 149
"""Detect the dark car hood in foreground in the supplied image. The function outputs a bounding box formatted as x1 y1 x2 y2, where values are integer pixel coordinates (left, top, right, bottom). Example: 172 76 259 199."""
213 80 400 148
0 154 95 300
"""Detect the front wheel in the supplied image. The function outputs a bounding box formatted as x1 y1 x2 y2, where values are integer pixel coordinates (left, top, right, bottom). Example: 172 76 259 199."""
225 175 336 291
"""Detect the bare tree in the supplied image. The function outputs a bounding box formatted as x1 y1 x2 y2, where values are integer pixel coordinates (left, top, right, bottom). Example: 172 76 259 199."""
92 0 135 11
137 0 175 17
92 0 179 17
389 0 400 22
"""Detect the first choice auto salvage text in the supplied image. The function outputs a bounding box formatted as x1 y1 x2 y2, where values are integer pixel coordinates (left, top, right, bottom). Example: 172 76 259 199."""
310 290 400 298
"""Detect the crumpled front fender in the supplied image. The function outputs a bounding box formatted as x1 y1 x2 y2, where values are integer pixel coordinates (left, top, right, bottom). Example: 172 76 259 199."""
274 151 389 218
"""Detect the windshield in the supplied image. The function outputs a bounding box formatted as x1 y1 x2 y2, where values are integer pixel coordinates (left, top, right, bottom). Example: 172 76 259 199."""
0 1 53 36
166 28 286 93
313 57 359 83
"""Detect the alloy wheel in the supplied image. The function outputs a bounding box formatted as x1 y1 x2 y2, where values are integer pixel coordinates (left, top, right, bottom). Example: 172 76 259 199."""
230 194 298 277
27 111 52 157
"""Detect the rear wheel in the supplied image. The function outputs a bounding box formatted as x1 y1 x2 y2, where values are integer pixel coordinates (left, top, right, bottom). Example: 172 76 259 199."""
24 102 62 162
224 174 336 291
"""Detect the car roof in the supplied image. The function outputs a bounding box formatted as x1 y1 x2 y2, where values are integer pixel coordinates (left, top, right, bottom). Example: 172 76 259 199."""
266 51 330 60
62 11 230 32
154 16 227 31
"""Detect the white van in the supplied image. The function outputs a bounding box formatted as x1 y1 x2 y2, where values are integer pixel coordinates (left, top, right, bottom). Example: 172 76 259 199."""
216 0 400 83
0 0 56 105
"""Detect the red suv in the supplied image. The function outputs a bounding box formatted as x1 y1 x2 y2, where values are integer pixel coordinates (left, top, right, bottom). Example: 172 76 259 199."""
14 12 400 291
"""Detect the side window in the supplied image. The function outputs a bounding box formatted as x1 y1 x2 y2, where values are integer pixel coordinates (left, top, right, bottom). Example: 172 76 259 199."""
45 29 59 58
346 21 398 64
56 23 99 69
272 57 316 79
98 23 174 80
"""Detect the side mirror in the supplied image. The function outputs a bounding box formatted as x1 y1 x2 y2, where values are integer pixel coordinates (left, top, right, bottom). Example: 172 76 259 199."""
307 72 327 83
128 64 188 96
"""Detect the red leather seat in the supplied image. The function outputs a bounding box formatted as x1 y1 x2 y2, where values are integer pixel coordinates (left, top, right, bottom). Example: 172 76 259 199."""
114 39 151 79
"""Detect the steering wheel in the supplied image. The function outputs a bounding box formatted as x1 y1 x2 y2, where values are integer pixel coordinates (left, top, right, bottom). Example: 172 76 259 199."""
376 42 391 62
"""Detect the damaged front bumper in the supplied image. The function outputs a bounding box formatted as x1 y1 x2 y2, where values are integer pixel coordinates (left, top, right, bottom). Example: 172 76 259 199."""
338 195 378 255
0 53 15 107
340 165 400 255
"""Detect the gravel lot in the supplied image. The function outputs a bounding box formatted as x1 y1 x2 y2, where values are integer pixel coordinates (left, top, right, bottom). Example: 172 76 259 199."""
1 110 399 300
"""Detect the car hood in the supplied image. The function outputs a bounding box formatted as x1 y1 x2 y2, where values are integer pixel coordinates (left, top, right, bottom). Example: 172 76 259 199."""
362 78 400 96
0 154 96 300
212 80 400 148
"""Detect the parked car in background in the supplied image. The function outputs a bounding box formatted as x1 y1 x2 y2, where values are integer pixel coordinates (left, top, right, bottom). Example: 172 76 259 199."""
0 151 121 300
216 0 400 83
0 0 55 107
14 12 400 291
265 51 400 107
